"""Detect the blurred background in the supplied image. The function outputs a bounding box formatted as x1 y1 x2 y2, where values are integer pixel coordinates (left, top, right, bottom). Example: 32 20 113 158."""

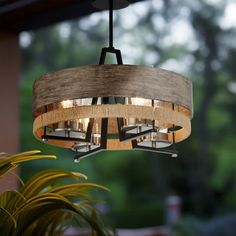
18 0 236 235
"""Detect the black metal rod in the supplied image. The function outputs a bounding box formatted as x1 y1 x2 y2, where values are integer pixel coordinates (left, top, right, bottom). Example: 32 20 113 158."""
172 103 176 145
74 147 102 162
171 103 177 157
42 106 47 141
152 99 155 130
109 0 113 48
85 97 98 142
101 97 109 149
41 135 86 142
132 140 178 155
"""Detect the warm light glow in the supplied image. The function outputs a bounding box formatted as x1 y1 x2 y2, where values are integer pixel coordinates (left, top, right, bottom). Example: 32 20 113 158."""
75 98 93 106
126 97 152 106
94 121 99 134
61 100 74 108
159 128 168 133
78 118 90 131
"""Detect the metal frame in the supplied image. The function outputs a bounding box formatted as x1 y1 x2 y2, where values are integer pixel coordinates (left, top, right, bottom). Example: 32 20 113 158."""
41 0 179 159
132 103 178 157
116 98 154 142
132 139 178 156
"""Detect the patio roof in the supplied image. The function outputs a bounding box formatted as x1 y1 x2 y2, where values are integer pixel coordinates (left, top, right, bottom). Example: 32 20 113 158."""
0 0 145 32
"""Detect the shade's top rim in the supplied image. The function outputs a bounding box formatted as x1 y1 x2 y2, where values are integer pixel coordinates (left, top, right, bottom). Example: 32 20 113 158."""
36 64 191 84
33 64 193 116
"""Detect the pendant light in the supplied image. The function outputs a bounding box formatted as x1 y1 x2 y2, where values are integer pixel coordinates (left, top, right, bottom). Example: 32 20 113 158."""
32 0 193 161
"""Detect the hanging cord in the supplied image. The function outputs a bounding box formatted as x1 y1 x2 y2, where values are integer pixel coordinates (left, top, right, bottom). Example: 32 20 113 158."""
109 0 114 48
99 0 123 64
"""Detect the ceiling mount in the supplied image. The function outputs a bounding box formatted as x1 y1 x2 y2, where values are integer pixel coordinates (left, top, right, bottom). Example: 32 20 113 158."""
92 0 130 10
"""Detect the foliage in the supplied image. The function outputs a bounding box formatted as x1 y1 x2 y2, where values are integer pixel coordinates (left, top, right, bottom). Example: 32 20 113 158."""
0 151 116 236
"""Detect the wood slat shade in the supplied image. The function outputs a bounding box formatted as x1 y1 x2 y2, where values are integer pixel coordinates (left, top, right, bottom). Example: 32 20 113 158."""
33 64 193 152
33 64 193 116
33 104 191 147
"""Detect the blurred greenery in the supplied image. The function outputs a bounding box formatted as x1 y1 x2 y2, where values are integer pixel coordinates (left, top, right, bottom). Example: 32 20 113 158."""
19 0 236 231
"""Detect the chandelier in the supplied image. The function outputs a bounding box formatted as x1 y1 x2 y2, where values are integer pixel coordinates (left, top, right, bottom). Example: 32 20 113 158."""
32 0 193 161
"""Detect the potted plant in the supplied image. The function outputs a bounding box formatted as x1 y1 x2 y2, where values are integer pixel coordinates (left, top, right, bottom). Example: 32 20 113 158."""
0 150 116 236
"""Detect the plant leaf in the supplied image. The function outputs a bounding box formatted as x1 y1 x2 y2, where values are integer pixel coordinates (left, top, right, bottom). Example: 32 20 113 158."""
20 169 87 199
0 207 17 228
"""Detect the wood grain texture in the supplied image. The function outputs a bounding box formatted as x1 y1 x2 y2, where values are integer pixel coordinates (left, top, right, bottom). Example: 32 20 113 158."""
107 139 132 150
33 104 191 148
33 65 193 115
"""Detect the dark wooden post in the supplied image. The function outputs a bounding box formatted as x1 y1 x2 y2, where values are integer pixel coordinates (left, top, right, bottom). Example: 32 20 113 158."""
0 32 20 192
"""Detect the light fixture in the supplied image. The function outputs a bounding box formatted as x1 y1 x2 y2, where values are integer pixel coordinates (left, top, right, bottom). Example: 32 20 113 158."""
32 0 193 161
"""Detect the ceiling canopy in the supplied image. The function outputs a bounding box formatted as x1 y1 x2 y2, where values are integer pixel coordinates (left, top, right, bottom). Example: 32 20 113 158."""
0 0 145 31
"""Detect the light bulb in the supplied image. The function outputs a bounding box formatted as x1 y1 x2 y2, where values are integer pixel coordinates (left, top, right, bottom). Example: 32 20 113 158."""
75 98 93 106
78 118 90 131
159 128 168 133
61 100 73 108
129 97 152 106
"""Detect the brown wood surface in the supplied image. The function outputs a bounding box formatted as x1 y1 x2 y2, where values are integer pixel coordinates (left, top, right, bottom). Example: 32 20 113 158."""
33 104 191 148
107 139 132 150
33 65 193 116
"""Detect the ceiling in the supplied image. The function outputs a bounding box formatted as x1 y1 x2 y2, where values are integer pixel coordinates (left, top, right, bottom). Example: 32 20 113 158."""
0 0 145 32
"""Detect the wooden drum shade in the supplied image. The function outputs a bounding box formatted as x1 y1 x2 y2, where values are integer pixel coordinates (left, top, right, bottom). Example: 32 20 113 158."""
33 65 193 158
33 65 193 115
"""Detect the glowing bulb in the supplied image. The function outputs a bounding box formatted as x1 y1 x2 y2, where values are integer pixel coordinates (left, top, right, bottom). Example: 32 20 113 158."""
61 100 73 108
159 128 168 133
79 118 90 130
75 98 93 106
130 97 151 106
95 121 99 133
